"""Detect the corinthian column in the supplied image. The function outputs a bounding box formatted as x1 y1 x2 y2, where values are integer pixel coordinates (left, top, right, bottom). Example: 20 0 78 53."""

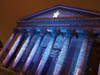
11 29 36 70
21 28 47 73
35 29 60 75
0 29 18 59
53 29 75 75
73 30 92 75
2 29 26 67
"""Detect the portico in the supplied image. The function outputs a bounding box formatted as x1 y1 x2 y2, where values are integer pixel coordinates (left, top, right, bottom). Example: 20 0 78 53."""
0 4 100 75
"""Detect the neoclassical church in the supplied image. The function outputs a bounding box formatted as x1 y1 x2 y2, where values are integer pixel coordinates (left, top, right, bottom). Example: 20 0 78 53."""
0 4 100 75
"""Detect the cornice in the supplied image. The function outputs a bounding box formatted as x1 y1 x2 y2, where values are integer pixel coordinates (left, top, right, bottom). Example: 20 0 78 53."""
17 18 100 27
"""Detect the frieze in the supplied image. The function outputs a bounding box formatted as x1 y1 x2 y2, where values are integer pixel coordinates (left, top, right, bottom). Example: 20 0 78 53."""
17 18 100 28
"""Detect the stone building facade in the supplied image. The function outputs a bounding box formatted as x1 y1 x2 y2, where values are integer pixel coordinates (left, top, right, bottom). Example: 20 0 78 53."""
0 4 100 75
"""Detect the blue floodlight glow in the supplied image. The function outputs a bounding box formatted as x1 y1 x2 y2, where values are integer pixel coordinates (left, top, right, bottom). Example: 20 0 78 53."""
11 35 32 69
22 36 43 73
3 34 23 66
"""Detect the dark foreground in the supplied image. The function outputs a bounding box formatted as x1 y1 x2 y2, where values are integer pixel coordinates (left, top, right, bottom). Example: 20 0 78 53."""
0 66 19 75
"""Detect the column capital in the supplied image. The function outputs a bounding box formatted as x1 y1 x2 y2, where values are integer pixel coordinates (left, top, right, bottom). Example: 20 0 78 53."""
52 28 60 36
64 29 76 37
40 28 47 36
13 28 19 34
28 29 36 35
19 29 27 34
84 29 93 38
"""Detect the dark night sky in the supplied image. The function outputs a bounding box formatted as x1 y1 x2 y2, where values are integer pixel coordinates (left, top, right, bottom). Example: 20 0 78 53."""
0 0 100 45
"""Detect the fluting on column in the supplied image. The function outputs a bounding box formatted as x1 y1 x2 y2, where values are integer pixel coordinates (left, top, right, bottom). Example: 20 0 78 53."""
35 28 60 75
11 29 36 70
73 29 93 75
21 28 47 73
2 29 27 67
53 29 76 75
0 29 18 59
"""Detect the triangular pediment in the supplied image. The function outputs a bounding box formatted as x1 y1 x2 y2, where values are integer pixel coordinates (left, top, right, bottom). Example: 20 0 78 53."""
33 9 85 19
17 4 100 22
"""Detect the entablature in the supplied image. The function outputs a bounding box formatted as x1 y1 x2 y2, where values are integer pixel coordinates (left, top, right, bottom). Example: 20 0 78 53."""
15 4 100 34
16 18 100 29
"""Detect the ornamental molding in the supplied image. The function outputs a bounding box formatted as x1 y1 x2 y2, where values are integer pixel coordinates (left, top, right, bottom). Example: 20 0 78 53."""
17 18 100 27
15 4 100 33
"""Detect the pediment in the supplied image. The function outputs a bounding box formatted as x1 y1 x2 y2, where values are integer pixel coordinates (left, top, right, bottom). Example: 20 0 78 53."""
17 4 100 22
33 9 84 19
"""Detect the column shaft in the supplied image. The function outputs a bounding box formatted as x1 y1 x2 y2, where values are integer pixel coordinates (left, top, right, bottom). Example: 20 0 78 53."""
11 34 32 70
53 36 72 75
2 33 24 67
30 47 44 74
0 32 16 59
73 37 89 75
21 35 43 73
14 34 37 71
47 50 60 75
35 36 56 75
